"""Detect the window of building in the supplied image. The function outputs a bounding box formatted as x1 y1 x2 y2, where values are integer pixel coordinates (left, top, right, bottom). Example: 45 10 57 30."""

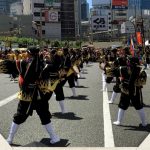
34 12 40 16
34 3 44 8
42 30 45 34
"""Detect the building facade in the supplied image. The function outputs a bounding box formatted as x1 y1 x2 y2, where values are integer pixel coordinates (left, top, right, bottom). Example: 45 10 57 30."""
0 0 20 14
0 0 83 40
10 1 23 15
22 0 32 15
90 0 112 40
0 0 9 14
81 0 89 21
61 0 76 40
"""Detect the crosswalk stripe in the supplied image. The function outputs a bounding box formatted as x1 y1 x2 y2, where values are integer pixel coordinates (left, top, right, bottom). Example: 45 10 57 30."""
0 93 17 107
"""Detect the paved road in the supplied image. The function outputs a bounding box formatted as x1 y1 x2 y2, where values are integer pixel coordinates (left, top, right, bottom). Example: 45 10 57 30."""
0 63 150 148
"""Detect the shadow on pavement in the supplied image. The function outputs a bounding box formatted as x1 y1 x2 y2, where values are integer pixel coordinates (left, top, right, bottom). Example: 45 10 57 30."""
40 138 70 147
82 69 87 71
75 85 89 88
79 77 86 79
65 95 89 100
22 139 69 147
81 72 88 74
120 124 150 132
11 143 21 147
52 112 83 120
86 64 93 67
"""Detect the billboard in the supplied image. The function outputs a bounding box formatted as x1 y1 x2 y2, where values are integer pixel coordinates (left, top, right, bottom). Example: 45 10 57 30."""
141 0 150 9
92 16 108 31
121 22 135 34
45 10 59 22
45 0 61 7
92 0 110 6
112 0 128 10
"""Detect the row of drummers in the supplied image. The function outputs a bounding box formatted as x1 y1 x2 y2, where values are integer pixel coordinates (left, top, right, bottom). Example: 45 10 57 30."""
99 47 147 88
99 46 148 127
0 46 93 98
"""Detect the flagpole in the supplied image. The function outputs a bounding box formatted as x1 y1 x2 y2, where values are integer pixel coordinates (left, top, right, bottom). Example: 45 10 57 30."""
140 8 145 55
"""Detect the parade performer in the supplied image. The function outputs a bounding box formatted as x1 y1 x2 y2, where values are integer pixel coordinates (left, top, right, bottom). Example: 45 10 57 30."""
60 48 77 97
108 48 128 104
0 47 60 144
113 56 147 127
45 49 67 114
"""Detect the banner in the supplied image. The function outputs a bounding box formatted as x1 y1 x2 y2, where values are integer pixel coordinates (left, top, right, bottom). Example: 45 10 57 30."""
136 32 142 45
141 0 150 9
112 0 128 10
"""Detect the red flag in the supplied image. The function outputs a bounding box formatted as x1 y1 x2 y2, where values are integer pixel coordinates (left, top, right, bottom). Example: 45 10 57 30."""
130 36 134 57
136 32 142 45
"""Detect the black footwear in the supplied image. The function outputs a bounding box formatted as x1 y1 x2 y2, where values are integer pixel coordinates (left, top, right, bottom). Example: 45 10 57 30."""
139 123 147 128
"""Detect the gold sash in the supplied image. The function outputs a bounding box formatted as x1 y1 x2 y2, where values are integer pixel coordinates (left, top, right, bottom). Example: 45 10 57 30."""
17 91 33 102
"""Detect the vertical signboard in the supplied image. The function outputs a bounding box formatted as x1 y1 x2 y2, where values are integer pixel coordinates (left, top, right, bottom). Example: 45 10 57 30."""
92 16 108 31
112 0 128 10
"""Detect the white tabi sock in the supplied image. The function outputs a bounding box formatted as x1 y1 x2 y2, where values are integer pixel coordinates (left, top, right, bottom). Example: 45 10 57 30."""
108 91 117 103
44 123 60 144
59 100 67 114
113 108 125 126
137 108 147 126
71 87 77 97
7 122 19 144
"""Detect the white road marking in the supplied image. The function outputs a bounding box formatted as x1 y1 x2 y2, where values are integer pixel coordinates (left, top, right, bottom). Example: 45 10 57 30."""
139 134 150 148
103 77 115 147
0 93 17 107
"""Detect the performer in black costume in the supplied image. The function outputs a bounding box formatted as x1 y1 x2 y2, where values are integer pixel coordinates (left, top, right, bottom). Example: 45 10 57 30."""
47 49 67 114
61 48 77 97
113 56 147 127
0 47 60 144
108 48 128 103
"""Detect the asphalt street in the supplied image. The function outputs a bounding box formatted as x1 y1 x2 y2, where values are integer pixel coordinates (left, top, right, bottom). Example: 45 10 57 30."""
0 62 150 148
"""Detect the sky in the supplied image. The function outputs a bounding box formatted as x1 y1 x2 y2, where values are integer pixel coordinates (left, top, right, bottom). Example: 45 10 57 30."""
88 0 92 8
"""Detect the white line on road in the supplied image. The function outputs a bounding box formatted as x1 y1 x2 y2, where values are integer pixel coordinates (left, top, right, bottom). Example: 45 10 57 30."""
0 93 17 107
103 79 115 147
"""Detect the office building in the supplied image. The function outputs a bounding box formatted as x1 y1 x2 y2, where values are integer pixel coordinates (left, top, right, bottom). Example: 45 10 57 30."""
0 0 20 14
10 1 23 15
81 0 89 21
